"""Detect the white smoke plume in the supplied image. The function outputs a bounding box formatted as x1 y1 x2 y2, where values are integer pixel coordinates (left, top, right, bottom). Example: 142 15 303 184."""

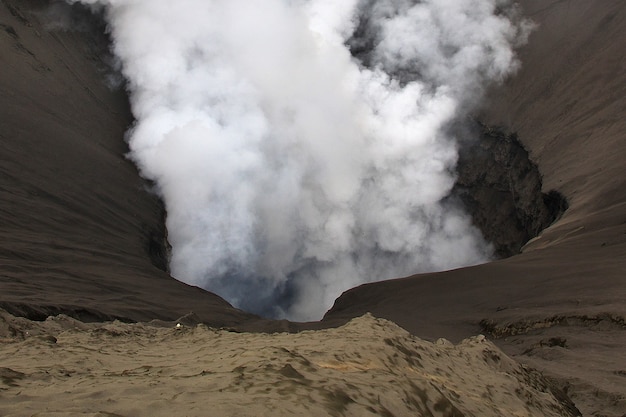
69 0 531 321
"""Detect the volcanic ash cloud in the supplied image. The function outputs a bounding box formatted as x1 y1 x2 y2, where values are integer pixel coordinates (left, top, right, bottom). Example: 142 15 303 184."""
69 0 532 320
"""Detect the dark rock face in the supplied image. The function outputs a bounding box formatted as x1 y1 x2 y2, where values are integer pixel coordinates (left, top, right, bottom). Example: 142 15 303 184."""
145 199 171 273
454 123 568 258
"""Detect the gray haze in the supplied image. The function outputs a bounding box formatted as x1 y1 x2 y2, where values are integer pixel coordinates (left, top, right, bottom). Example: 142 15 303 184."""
70 0 531 320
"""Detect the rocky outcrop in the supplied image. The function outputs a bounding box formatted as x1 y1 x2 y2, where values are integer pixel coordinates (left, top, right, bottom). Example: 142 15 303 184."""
454 122 568 258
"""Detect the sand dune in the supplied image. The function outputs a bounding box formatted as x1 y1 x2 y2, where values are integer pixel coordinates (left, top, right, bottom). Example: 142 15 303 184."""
0 309 580 416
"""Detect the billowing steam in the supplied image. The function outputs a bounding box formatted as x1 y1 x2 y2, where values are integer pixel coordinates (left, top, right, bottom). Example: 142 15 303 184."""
70 0 531 320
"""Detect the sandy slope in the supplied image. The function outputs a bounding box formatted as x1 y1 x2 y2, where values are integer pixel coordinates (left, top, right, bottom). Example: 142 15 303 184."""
0 309 580 417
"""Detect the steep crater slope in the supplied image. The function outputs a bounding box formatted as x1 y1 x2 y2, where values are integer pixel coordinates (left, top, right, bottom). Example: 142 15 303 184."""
0 0 262 328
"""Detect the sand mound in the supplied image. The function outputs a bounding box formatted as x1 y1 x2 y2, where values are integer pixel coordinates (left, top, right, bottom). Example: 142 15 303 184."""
0 310 578 417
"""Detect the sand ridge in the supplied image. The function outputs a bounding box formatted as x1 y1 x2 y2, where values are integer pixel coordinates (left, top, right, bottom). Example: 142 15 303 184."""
0 310 579 416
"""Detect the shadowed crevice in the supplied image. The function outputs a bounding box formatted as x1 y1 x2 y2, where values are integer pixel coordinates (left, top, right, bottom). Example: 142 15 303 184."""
453 121 568 258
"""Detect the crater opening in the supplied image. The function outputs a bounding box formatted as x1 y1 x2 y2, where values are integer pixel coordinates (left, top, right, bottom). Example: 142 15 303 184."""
50 1 568 320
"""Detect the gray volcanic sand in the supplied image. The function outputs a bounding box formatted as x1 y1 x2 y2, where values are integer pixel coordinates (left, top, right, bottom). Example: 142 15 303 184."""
0 0 624 416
